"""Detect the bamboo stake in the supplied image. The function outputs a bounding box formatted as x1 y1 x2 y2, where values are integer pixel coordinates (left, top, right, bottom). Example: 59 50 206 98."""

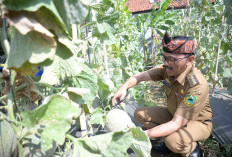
72 24 78 42
212 5 225 96
151 28 154 64
80 105 88 137
103 44 109 77
71 23 88 137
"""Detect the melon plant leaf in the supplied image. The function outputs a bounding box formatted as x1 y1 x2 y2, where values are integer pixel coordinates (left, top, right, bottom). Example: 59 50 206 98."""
89 107 105 126
65 64 98 106
21 94 81 152
6 11 55 37
3 0 67 34
0 119 17 157
22 134 57 157
98 77 114 91
58 36 80 55
130 127 152 157
223 68 232 78
6 29 56 75
73 130 132 157
53 0 89 27
40 43 83 85
93 22 116 45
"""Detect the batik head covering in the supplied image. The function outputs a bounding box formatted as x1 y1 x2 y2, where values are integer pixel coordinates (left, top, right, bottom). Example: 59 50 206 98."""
162 32 196 54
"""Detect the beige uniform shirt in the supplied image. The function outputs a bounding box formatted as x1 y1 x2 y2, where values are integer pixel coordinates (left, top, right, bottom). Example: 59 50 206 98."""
147 64 212 121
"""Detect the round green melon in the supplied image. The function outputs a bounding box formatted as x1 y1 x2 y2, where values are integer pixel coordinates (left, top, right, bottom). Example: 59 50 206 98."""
105 109 135 132
0 119 17 157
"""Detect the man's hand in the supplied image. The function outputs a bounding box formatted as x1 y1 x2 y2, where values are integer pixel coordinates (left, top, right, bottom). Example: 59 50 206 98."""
112 86 127 106
112 71 152 106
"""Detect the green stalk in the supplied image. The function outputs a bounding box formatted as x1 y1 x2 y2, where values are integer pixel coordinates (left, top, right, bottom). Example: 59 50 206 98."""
0 18 10 56
18 142 23 157
8 70 17 121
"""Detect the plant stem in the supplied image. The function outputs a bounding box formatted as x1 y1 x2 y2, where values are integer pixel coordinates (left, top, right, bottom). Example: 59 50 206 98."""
0 18 10 56
18 142 23 157
8 70 17 121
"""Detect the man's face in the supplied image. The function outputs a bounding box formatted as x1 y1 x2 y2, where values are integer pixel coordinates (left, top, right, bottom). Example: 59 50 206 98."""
162 52 193 77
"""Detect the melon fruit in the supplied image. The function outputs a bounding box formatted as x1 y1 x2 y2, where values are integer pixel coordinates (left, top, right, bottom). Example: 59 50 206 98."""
105 109 135 132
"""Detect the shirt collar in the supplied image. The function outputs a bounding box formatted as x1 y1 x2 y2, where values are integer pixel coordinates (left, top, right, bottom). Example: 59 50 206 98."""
176 64 193 86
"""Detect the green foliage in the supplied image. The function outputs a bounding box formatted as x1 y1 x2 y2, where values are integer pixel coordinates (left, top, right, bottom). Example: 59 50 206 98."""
2 0 232 156
0 119 17 157
66 63 99 106
6 29 56 75
40 43 83 85
130 127 152 157
73 130 132 157
21 94 81 151
72 127 151 157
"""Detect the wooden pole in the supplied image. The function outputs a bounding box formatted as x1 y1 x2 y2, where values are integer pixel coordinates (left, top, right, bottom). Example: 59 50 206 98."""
212 5 225 96
103 45 109 77
80 105 88 137
72 24 78 42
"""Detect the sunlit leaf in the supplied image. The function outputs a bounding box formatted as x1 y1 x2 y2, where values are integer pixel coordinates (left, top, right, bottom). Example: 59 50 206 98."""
21 94 81 152
89 107 105 126
40 43 83 85
130 127 151 157
6 29 56 75
53 0 89 27
73 130 132 157
65 64 98 106
4 0 67 34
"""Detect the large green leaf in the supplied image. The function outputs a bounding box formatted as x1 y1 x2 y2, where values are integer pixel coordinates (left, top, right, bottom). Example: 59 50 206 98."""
89 107 105 126
93 22 116 45
22 134 57 157
130 127 151 157
98 77 114 91
4 0 67 34
65 64 98 106
53 0 89 27
4 0 50 11
40 43 83 85
21 94 81 152
6 29 56 75
73 130 132 157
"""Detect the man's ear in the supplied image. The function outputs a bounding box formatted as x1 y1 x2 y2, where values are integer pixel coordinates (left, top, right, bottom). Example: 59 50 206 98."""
187 55 195 65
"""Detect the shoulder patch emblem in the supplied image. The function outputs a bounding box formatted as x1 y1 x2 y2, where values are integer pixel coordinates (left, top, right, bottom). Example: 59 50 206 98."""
184 95 196 106
187 74 199 87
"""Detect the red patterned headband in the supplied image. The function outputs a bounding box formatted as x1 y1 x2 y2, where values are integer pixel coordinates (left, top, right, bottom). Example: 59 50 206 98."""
162 32 196 54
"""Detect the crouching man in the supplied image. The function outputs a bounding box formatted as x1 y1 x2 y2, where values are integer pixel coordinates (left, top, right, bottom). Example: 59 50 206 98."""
112 32 212 157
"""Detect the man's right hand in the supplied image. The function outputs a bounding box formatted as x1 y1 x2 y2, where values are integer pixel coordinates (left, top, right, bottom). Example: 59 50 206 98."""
112 72 152 106
112 87 127 106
